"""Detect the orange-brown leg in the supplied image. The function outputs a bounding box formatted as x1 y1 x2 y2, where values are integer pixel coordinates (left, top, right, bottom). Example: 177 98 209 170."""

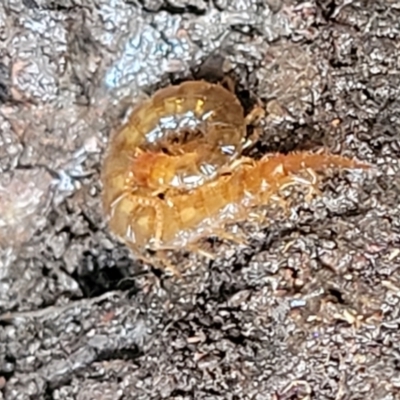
268 172 322 204
242 125 263 152
128 246 184 279
220 77 265 150
218 156 255 175
243 100 265 151
152 241 216 262
255 169 323 218
257 186 291 217
212 227 250 247
244 103 265 126
219 76 237 94
302 168 323 202
186 244 216 261
153 250 184 279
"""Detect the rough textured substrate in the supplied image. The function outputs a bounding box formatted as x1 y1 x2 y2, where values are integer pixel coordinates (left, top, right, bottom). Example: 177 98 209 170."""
1 1 400 399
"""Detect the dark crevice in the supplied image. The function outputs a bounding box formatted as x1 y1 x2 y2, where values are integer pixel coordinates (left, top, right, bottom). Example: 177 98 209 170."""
137 0 207 15
327 287 346 304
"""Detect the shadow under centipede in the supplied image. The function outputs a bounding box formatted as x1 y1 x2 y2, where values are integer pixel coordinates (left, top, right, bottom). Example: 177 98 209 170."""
73 242 142 298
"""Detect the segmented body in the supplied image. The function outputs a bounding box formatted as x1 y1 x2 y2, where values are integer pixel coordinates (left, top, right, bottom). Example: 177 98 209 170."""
101 80 369 263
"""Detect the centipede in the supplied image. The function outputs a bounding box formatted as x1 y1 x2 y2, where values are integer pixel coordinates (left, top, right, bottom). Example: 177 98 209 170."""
101 80 370 275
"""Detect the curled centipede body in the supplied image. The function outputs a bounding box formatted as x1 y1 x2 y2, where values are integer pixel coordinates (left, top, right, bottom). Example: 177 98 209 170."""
101 80 369 271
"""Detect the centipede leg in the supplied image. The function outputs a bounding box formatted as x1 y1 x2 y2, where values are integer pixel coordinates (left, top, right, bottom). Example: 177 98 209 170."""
258 187 291 217
125 238 183 278
244 102 265 127
219 76 236 94
128 247 183 279
212 228 250 247
154 250 183 279
152 241 216 263
218 156 255 175
303 168 323 202
270 171 322 204
243 100 265 151
255 171 322 218
186 244 216 261
243 125 263 152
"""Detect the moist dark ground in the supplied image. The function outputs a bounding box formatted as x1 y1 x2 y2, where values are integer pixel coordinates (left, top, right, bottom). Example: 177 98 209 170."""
0 1 400 399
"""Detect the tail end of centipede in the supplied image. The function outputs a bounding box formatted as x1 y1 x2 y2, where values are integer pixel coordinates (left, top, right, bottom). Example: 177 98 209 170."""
262 150 371 174
304 150 371 171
